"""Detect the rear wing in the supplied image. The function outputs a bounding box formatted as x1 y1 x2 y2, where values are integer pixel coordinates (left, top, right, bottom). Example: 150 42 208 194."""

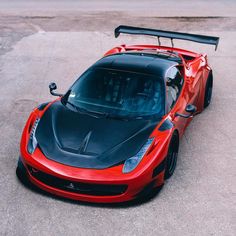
115 25 219 50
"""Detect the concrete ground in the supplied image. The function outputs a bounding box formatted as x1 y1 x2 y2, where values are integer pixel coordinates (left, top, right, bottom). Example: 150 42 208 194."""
0 1 235 236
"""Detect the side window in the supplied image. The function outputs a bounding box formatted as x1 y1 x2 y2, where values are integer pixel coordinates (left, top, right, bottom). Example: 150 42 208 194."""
166 66 184 112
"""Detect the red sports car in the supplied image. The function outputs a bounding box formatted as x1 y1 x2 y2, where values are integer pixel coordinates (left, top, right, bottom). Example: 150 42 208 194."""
16 26 219 203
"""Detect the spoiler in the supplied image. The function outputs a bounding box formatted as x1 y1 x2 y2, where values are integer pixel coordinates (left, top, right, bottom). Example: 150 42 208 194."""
115 25 219 50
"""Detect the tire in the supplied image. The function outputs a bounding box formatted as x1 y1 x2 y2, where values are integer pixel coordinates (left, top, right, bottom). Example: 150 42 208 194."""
16 158 31 186
164 132 179 180
204 71 213 108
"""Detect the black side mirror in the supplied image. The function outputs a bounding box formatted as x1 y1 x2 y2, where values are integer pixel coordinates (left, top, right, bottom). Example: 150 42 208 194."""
49 82 63 97
175 104 197 118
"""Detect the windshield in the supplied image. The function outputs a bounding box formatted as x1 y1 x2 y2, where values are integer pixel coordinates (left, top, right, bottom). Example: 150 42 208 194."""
64 68 165 119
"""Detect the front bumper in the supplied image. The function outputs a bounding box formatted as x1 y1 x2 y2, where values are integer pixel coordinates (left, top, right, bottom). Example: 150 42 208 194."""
17 156 165 203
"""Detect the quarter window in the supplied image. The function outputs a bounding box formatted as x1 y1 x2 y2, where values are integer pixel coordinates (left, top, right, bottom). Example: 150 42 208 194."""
166 67 183 111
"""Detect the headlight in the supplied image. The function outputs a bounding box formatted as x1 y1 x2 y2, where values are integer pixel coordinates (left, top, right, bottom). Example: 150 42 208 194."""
27 118 40 154
122 138 154 173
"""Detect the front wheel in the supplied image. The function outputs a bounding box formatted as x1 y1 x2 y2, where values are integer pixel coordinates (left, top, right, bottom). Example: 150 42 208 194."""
164 132 179 180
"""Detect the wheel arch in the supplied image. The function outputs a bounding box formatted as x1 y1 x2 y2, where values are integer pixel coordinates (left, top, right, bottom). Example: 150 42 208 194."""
198 68 213 111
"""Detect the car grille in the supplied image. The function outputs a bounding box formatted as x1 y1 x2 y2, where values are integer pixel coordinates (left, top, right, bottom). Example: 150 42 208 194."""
27 165 127 196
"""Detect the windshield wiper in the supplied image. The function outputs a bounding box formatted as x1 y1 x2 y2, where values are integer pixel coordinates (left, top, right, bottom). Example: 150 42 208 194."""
105 113 130 121
66 101 108 118
79 107 108 118
66 101 159 121
66 101 79 110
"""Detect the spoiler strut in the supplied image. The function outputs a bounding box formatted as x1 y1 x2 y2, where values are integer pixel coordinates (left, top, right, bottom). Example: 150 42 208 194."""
115 25 219 50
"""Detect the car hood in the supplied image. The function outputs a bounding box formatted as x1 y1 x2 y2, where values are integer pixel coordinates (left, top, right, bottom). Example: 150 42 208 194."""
35 101 160 169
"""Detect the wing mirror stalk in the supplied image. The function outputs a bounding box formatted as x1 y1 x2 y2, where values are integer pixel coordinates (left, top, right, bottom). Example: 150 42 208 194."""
175 104 197 118
49 82 63 97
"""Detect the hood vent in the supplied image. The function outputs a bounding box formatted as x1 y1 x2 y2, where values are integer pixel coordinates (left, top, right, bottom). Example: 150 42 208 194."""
78 131 92 154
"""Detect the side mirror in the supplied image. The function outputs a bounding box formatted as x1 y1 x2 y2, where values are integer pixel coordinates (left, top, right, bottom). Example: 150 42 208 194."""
185 104 197 113
49 82 63 97
175 104 197 118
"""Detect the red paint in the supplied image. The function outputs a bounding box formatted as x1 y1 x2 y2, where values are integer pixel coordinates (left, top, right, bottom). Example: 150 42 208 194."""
19 44 211 203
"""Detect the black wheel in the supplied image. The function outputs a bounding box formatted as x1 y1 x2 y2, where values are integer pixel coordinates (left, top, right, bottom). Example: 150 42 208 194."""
164 132 179 180
204 71 213 108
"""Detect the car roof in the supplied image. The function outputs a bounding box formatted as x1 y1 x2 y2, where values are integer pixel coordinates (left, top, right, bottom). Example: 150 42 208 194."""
93 52 179 78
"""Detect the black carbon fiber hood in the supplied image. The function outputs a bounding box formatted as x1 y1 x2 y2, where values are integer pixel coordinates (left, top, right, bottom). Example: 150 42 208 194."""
35 101 159 169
